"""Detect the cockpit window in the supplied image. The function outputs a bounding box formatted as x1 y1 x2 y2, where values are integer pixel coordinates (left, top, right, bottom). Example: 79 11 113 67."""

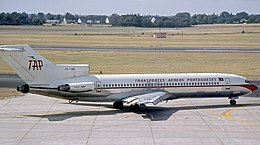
245 80 251 84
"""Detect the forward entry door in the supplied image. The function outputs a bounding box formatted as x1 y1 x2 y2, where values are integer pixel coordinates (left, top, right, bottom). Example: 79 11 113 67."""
225 78 231 89
96 81 102 92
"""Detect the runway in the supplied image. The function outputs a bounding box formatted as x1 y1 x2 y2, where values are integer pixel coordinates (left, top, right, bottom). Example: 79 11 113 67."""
32 45 260 53
0 93 260 145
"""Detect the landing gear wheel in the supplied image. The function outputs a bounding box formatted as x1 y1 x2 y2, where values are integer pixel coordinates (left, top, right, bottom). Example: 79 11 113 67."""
130 104 140 112
113 101 124 109
230 99 236 105
69 100 73 103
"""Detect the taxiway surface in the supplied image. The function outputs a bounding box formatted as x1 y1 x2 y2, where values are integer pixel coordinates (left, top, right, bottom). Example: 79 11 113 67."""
0 74 260 145
0 94 260 145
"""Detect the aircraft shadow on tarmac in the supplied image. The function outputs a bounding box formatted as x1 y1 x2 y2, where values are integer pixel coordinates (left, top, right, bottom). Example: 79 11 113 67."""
24 103 260 122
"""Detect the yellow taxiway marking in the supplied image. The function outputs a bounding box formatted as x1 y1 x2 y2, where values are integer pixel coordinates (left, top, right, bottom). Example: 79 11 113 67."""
220 106 260 126
195 103 260 127
221 106 242 120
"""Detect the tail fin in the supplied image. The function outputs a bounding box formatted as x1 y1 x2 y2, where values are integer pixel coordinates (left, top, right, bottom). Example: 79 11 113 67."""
0 45 89 87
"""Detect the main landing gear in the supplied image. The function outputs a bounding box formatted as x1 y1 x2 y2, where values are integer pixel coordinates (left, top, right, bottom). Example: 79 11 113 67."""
113 101 144 112
113 101 123 109
129 104 141 112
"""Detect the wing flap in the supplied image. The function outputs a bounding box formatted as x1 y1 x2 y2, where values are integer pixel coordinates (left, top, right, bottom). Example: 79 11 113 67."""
123 91 168 105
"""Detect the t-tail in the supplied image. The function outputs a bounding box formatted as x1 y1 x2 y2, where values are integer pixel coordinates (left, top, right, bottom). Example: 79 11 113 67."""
0 45 90 92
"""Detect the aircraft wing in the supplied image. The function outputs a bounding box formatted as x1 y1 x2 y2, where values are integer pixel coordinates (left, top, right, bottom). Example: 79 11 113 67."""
122 91 169 105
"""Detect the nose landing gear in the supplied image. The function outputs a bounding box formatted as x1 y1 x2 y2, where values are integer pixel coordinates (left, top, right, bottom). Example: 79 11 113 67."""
229 96 238 105
229 99 236 105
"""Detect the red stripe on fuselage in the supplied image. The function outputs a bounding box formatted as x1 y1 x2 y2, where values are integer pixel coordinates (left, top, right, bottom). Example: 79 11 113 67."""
101 84 258 91
240 84 258 92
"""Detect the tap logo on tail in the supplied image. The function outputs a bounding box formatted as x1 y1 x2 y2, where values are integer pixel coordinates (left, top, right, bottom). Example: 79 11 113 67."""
28 60 43 70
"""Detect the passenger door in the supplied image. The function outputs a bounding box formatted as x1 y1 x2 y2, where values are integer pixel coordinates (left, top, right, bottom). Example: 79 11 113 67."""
225 78 231 90
96 81 102 92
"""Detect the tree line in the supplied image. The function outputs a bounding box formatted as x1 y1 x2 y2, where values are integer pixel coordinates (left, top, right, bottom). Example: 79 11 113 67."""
0 11 260 27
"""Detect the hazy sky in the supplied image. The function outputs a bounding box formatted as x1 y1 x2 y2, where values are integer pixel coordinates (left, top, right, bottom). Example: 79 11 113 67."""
1 0 259 15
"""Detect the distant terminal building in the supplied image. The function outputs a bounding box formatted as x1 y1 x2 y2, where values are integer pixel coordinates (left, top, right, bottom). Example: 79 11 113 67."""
86 20 93 24
45 20 60 24
153 32 166 38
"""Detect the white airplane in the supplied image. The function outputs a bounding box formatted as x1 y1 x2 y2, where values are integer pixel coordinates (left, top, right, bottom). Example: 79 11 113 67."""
0 45 258 111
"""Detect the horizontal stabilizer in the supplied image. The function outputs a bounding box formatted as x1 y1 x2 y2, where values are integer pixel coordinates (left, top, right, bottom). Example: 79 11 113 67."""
0 46 24 56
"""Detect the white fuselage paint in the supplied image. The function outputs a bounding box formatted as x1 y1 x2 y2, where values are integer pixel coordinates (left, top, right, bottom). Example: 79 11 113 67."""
41 73 253 102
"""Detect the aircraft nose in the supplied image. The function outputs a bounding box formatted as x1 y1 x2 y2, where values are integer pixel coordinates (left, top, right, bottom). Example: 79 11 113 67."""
249 84 258 92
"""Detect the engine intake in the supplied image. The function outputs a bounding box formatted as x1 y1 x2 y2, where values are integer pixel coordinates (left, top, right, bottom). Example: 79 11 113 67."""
58 82 95 92
17 84 30 93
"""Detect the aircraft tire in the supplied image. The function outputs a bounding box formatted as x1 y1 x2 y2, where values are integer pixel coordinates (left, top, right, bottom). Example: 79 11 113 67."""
130 104 140 112
230 99 236 105
113 101 123 109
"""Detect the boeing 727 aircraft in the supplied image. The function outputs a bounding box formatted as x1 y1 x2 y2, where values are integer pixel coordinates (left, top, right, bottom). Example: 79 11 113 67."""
0 45 258 111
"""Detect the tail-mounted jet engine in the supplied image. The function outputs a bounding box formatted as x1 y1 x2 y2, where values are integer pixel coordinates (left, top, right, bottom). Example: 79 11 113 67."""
58 82 95 92
17 84 30 93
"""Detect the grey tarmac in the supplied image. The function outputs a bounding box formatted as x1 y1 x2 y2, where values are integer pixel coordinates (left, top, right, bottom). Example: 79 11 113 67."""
0 93 260 145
